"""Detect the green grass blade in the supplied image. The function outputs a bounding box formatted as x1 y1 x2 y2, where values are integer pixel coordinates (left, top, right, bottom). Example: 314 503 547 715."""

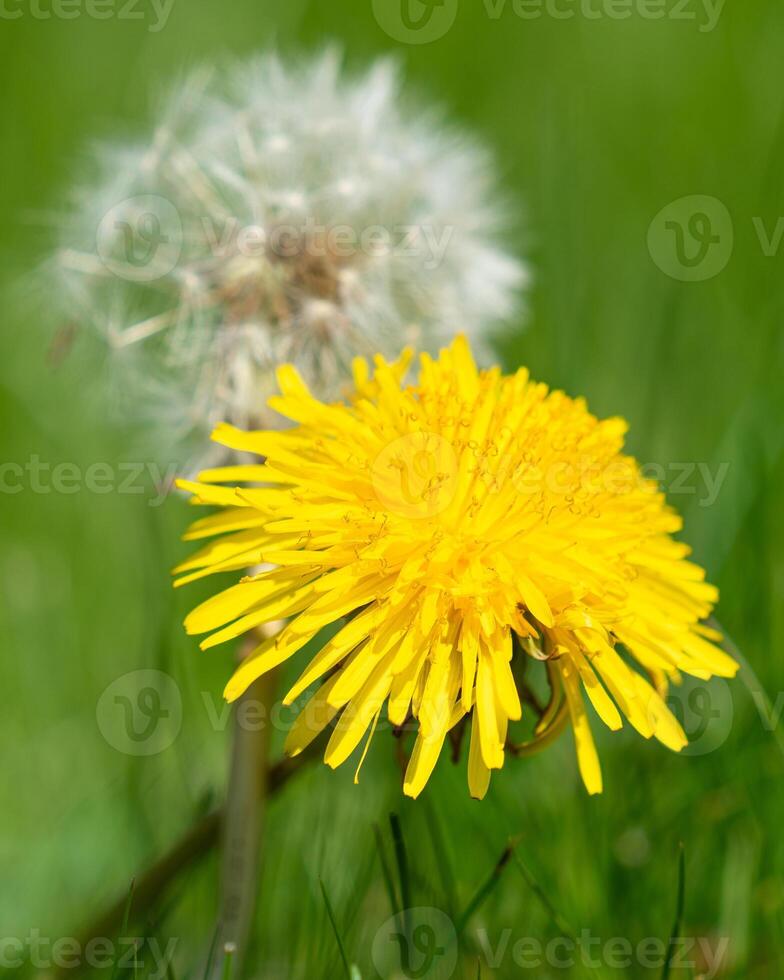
422 798 458 916
661 844 687 980
320 878 352 980
713 617 784 762
512 850 604 980
202 927 220 980
455 841 515 937
512 851 576 941
374 822 400 916
220 943 235 980
111 880 136 980
389 813 412 915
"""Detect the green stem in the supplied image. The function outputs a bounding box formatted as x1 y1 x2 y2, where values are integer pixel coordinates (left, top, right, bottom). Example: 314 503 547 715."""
661 844 686 980
49 745 320 980
507 660 569 757
208 658 277 979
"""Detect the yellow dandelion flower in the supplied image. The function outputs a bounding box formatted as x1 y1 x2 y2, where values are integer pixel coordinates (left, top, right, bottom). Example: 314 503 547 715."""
174 336 738 799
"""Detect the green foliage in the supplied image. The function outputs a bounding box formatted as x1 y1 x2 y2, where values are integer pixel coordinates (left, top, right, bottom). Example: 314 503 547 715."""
1 1 783 977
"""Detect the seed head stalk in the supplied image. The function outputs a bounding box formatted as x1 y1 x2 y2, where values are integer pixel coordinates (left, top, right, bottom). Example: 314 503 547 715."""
210 626 280 978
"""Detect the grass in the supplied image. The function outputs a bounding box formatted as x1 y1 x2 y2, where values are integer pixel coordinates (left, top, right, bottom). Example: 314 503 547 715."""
1 0 783 977
661 845 687 980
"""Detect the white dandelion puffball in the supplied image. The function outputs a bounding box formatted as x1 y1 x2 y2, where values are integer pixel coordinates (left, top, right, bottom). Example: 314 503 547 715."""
56 49 527 465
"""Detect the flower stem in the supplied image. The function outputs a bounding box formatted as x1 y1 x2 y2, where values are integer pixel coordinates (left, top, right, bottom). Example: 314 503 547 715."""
52 744 321 980
507 659 569 757
208 633 278 979
507 700 570 757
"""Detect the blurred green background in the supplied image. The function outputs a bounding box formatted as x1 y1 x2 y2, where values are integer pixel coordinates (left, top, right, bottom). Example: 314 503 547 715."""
1 0 783 977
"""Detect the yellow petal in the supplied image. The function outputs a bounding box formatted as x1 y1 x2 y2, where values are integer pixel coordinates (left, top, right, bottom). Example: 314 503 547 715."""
518 574 554 628
200 580 317 650
490 639 522 723
183 508 267 541
184 572 310 635
197 465 269 484
560 659 603 795
460 618 479 713
403 729 448 799
630 673 687 752
224 620 316 702
324 662 394 769
571 650 623 732
467 708 491 800
176 479 246 508
283 604 384 705
284 673 341 757
475 648 504 770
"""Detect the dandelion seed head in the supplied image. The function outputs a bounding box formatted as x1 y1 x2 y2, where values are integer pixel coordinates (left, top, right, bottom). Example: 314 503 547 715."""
56 50 527 469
